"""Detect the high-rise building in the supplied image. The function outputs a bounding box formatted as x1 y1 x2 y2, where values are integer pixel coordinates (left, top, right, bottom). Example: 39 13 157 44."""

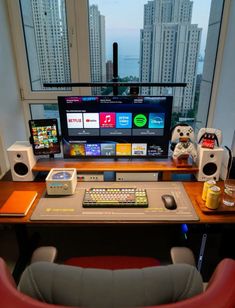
30 0 71 89
89 5 106 94
140 0 201 114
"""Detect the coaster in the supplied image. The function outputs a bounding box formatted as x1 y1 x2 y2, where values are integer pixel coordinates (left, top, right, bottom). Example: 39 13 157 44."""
196 196 235 214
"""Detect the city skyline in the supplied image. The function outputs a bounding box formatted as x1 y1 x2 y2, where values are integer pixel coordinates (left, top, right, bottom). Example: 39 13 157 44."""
17 0 224 131
22 0 209 88
90 0 211 59
87 0 202 110
139 0 201 113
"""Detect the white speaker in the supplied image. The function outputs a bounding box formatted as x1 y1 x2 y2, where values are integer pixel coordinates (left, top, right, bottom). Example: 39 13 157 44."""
7 141 37 181
196 144 224 181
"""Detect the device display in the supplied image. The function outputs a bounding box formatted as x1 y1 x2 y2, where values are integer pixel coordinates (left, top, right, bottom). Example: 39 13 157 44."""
51 171 72 180
29 118 61 156
58 96 173 158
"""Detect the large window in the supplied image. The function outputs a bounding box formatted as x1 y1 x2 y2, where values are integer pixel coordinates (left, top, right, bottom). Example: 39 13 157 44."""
88 0 224 129
8 0 225 131
8 0 90 101
20 0 71 91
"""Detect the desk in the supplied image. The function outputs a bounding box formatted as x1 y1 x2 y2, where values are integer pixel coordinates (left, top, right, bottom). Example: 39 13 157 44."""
0 180 234 283
0 180 235 224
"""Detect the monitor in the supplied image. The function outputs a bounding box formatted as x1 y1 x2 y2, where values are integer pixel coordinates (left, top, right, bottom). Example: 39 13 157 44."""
58 96 173 159
29 118 61 156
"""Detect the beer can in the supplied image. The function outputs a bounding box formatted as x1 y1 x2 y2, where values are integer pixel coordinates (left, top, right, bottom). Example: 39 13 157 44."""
205 186 221 210
202 180 216 201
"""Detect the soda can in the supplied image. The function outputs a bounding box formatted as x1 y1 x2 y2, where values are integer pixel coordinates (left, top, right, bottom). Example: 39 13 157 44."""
202 180 216 201
205 186 221 210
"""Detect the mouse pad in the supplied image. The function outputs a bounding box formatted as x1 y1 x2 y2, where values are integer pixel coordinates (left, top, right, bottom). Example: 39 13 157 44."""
30 182 199 221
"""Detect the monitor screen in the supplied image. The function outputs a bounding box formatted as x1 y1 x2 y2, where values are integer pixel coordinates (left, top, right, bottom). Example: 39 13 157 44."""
29 118 61 156
58 96 173 158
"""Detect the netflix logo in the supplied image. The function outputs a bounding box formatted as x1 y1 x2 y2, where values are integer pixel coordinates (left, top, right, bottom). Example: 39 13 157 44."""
68 118 81 123
67 113 83 128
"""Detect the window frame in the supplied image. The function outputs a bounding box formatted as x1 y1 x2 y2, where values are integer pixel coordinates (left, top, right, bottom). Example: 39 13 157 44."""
7 0 91 101
206 0 231 127
7 0 231 134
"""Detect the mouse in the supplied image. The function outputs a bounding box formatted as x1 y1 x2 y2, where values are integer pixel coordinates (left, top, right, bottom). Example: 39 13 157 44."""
161 194 177 210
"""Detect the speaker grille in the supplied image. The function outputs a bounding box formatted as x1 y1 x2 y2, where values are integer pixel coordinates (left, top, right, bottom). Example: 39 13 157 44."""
203 162 217 176
14 162 29 176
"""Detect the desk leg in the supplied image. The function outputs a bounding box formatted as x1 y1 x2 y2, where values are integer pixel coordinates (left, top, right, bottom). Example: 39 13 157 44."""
12 225 40 284
197 233 207 273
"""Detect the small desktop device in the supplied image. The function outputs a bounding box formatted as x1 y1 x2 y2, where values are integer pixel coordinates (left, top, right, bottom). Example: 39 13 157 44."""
29 118 61 156
77 173 104 181
46 168 77 195
58 95 173 159
116 172 159 181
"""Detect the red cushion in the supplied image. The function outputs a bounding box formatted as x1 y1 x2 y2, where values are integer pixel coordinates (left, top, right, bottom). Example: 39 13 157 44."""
64 256 160 269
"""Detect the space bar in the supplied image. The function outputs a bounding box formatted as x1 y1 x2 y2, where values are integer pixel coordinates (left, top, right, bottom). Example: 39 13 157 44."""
83 203 146 207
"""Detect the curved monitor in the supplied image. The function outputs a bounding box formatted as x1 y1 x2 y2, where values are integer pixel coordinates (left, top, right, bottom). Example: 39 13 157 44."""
29 118 61 156
58 96 173 159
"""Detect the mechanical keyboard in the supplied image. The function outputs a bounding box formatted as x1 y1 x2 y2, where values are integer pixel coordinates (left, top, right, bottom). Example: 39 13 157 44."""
82 188 148 208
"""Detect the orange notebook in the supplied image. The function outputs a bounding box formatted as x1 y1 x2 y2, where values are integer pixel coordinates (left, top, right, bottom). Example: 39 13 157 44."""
0 191 38 216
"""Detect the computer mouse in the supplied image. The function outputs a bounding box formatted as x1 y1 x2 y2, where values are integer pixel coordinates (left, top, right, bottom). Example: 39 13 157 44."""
161 194 177 210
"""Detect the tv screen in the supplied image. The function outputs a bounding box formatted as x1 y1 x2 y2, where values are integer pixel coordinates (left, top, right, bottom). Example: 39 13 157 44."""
58 96 173 158
29 118 61 156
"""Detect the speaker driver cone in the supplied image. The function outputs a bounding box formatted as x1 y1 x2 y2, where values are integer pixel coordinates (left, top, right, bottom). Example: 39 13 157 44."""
203 162 217 176
14 162 29 176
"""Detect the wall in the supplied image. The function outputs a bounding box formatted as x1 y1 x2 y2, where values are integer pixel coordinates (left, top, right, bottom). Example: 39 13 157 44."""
212 0 235 148
196 0 224 132
0 0 26 173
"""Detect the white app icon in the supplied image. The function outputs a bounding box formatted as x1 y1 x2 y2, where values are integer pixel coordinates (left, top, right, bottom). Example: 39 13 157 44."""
84 113 99 128
67 113 83 128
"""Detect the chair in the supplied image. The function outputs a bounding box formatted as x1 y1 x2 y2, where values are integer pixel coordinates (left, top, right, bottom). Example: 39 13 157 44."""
0 249 235 308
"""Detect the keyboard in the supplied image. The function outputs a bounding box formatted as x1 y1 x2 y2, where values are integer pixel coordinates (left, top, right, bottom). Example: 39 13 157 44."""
82 188 148 208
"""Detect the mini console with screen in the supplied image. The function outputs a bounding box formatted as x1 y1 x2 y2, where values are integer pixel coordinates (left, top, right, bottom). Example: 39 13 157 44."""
29 119 61 156
46 168 77 195
58 96 173 159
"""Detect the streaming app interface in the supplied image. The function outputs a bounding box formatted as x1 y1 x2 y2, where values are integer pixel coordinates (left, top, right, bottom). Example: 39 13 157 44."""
67 112 165 139
59 96 172 158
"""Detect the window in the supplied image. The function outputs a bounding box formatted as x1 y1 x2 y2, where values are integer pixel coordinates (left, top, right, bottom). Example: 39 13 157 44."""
8 0 90 101
19 0 71 92
88 0 224 129
8 0 225 132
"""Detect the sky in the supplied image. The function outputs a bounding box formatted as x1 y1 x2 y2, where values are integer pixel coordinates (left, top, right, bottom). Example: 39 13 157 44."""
89 0 212 59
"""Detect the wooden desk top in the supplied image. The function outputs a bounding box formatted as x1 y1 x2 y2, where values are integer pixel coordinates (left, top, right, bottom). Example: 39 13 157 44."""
0 180 234 224
33 158 199 173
